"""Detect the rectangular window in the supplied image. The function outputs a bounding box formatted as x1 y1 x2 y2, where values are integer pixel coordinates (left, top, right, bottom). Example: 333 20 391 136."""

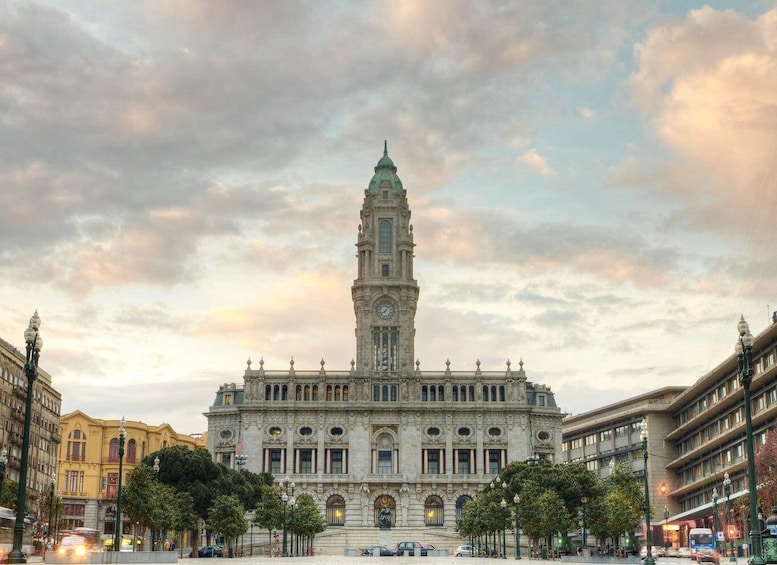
377 450 392 474
585 434 597 446
221 453 232 468
270 450 282 474
331 450 343 474
615 425 628 437
457 451 471 474
300 450 313 474
382 264 389 276
428 450 440 474
488 450 501 474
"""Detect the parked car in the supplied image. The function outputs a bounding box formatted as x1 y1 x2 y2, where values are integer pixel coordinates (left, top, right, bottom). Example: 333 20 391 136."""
58 535 88 557
362 545 397 556
678 547 692 558
454 545 473 557
395 542 427 556
190 545 224 558
667 547 680 558
695 547 720 565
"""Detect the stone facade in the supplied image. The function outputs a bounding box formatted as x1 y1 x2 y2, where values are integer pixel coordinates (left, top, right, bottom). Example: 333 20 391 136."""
206 143 563 542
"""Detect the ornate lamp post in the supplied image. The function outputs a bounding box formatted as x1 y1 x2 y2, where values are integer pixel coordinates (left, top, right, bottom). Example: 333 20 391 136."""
501 499 507 559
0 449 7 505
664 506 670 549
279 476 294 557
513 494 521 560
581 496 588 555
152 456 160 550
640 420 655 565
47 474 56 552
289 494 296 557
712 488 719 553
723 472 736 561
9 311 43 564
735 316 765 565
113 417 126 553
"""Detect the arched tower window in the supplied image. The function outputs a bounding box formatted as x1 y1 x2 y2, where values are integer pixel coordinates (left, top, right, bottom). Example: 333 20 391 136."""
379 220 392 253
373 328 398 372
326 495 345 526
425 495 444 526
109 438 119 462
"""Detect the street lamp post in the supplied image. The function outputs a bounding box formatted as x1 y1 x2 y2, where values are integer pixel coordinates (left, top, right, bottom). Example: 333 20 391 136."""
0 449 7 506
712 488 719 554
723 472 736 562
47 474 55 552
113 418 126 553
289 495 296 557
640 420 656 565
152 456 160 550
501 499 507 559
735 316 765 565
513 494 521 560
581 497 588 555
664 506 670 549
279 477 294 557
8 311 43 564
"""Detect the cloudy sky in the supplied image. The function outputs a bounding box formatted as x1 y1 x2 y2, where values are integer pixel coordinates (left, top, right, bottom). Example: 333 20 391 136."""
3 1 777 435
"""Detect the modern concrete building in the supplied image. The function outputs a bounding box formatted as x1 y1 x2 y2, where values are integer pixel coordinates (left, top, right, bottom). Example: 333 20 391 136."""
0 335 61 514
205 143 564 550
562 314 777 551
57 411 205 539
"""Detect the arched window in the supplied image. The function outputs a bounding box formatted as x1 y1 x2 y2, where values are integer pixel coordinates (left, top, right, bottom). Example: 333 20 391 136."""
482 385 489 401
456 495 472 522
491 385 497 401
499 385 505 401
326 495 345 526
335 385 341 401
108 438 119 462
468 385 475 401
343 385 349 401
126 439 137 464
374 385 380 401
425 495 444 526
281 385 288 400
430 386 436 401
452 387 459 402
422 386 428 401
438 385 445 401
265 385 271 401
295 385 302 401
390 385 397 401
273 385 280 401
373 495 396 527
326 385 333 401
379 220 392 253
304 385 311 401
312 385 319 401
382 385 389 402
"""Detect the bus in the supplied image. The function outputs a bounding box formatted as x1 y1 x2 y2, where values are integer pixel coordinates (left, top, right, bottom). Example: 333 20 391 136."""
689 528 715 557
0 506 34 560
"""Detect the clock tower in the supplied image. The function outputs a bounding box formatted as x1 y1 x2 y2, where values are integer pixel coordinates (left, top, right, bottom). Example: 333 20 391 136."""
352 142 419 377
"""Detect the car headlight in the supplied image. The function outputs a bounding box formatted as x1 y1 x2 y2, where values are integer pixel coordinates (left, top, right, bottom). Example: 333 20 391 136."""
75 545 86 556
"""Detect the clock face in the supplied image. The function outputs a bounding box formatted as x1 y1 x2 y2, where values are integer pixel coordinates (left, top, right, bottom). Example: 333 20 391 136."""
376 301 394 320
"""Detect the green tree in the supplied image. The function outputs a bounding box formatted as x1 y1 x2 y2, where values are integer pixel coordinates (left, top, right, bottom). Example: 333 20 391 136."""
288 493 326 555
253 484 284 554
755 428 777 510
206 495 248 557
123 463 180 549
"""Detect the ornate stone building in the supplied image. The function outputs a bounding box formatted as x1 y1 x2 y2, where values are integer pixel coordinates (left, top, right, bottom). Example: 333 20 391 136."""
206 143 563 545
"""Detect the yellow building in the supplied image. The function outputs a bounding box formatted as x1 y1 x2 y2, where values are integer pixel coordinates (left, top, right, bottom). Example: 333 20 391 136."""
56 410 205 537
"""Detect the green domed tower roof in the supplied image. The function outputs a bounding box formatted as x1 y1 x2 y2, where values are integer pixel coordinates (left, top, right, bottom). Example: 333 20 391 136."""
367 140 404 194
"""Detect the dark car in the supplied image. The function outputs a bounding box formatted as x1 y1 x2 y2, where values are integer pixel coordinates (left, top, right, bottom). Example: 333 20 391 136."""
395 542 427 556
363 545 397 556
190 545 224 558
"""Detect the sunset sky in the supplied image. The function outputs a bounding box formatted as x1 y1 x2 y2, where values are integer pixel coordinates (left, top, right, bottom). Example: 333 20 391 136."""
3 1 777 435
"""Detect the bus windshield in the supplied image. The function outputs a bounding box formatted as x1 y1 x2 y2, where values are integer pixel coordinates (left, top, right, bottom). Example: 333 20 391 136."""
689 528 714 555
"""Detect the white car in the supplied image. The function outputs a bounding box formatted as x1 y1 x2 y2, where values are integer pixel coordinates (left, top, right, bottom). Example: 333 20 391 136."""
454 545 473 557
